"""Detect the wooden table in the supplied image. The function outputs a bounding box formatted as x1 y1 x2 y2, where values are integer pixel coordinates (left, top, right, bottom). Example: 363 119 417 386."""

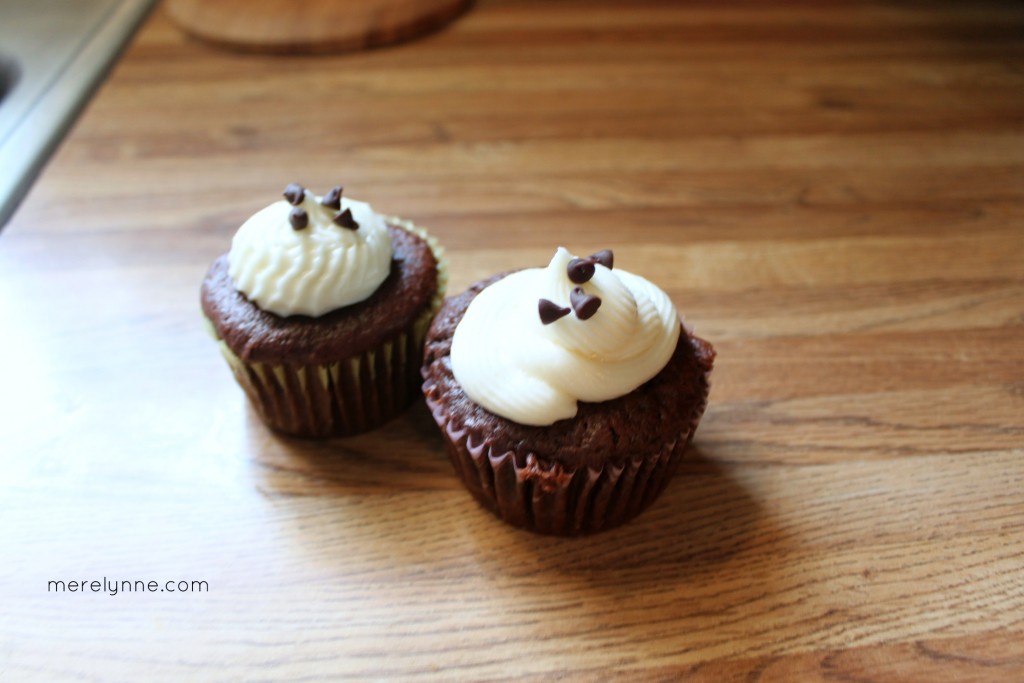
2 1 1023 680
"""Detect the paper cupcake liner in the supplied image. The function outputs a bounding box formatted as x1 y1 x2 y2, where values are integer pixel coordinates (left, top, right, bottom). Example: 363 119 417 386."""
425 368 711 535
208 218 446 438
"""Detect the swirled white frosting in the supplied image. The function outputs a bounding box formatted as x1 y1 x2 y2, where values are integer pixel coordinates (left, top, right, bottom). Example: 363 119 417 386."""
450 247 681 426
227 192 392 317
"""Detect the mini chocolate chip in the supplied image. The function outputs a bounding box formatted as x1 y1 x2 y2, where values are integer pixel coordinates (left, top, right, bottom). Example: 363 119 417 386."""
538 299 571 325
334 208 359 230
321 185 343 210
283 183 306 206
567 257 595 284
289 207 309 230
590 249 614 270
570 287 602 320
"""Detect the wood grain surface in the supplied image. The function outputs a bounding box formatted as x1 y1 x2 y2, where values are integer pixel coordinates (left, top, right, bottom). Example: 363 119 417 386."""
165 0 473 53
2 1 1023 680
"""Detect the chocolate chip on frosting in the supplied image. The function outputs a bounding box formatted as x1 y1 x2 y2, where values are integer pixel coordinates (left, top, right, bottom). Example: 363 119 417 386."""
321 185 343 210
334 208 359 230
283 183 306 206
567 258 596 284
538 299 571 325
590 249 614 270
570 287 602 320
289 207 309 230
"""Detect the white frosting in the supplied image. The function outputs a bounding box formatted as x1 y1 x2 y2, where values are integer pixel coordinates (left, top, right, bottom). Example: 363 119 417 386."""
227 192 392 317
450 247 681 426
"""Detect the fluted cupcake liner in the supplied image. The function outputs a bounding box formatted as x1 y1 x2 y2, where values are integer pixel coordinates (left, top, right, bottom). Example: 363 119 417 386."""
207 218 446 438
215 311 435 437
425 371 711 536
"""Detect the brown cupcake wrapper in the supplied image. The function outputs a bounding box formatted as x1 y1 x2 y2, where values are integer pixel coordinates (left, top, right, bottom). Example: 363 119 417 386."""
425 371 711 535
208 218 446 438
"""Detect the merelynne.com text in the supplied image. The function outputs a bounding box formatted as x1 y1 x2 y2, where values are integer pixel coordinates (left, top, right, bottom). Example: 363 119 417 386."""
48 578 209 596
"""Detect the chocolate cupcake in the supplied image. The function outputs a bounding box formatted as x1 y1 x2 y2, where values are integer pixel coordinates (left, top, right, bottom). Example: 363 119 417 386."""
422 248 713 535
202 183 446 437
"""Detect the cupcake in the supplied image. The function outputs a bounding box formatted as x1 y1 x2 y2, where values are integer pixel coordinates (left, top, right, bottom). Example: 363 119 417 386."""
421 247 713 535
201 183 446 437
